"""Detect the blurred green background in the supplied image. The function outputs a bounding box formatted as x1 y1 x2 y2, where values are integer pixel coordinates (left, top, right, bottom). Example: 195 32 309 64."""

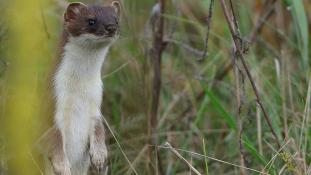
0 0 310 174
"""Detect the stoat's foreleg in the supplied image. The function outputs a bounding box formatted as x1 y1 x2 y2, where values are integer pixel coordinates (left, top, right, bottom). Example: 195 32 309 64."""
89 118 108 172
49 128 71 175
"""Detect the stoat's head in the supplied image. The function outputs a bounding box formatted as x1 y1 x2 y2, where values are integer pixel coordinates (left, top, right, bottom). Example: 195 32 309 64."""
64 1 121 46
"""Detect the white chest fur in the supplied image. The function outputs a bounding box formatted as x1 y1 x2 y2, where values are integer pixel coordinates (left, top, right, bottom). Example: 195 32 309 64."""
54 40 109 163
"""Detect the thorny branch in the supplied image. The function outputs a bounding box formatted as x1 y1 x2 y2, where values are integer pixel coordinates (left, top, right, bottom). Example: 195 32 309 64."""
219 0 281 149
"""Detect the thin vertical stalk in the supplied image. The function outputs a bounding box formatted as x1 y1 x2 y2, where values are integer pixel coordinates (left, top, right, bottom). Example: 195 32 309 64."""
201 0 214 61
233 57 247 175
149 0 166 174
219 0 281 149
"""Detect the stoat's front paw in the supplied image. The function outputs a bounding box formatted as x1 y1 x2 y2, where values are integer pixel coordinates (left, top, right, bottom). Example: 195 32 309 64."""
90 143 108 172
51 157 71 175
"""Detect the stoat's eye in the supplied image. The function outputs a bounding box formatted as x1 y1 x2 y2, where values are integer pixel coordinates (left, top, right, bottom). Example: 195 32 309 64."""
88 19 96 26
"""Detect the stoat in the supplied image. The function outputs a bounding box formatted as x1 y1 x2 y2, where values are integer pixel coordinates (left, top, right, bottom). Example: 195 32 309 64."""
49 2 120 175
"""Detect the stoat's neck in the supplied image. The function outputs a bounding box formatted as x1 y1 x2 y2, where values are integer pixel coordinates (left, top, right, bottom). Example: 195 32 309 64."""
57 40 110 79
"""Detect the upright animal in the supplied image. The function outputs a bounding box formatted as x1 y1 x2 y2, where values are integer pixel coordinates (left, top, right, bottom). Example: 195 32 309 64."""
49 2 120 175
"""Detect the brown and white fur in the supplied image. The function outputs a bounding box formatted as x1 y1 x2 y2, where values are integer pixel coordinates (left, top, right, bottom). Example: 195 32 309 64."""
49 2 120 175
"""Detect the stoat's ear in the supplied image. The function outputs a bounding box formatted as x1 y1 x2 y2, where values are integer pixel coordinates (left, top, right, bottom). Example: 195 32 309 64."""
111 1 121 17
64 2 87 22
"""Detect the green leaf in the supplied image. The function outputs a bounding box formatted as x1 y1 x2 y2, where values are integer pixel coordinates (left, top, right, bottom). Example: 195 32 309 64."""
242 136 268 165
194 93 210 125
196 87 237 130
242 137 277 174
291 0 309 73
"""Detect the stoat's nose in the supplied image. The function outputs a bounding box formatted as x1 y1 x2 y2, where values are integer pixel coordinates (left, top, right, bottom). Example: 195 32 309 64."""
105 24 117 34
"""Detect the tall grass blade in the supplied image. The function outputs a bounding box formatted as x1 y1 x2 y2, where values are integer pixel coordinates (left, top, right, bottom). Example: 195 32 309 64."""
203 89 237 130
290 0 309 73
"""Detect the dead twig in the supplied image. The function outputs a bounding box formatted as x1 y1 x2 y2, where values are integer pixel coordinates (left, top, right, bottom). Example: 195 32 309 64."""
177 0 278 121
149 0 166 174
228 2 248 173
200 0 215 61
164 38 206 57
249 0 277 43
219 0 281 149
157 144 270 175
102 116 138 175
231 41 247 175
163 142 202 175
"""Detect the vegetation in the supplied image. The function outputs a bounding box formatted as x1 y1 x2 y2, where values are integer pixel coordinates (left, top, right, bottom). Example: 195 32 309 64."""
0 0 310 174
